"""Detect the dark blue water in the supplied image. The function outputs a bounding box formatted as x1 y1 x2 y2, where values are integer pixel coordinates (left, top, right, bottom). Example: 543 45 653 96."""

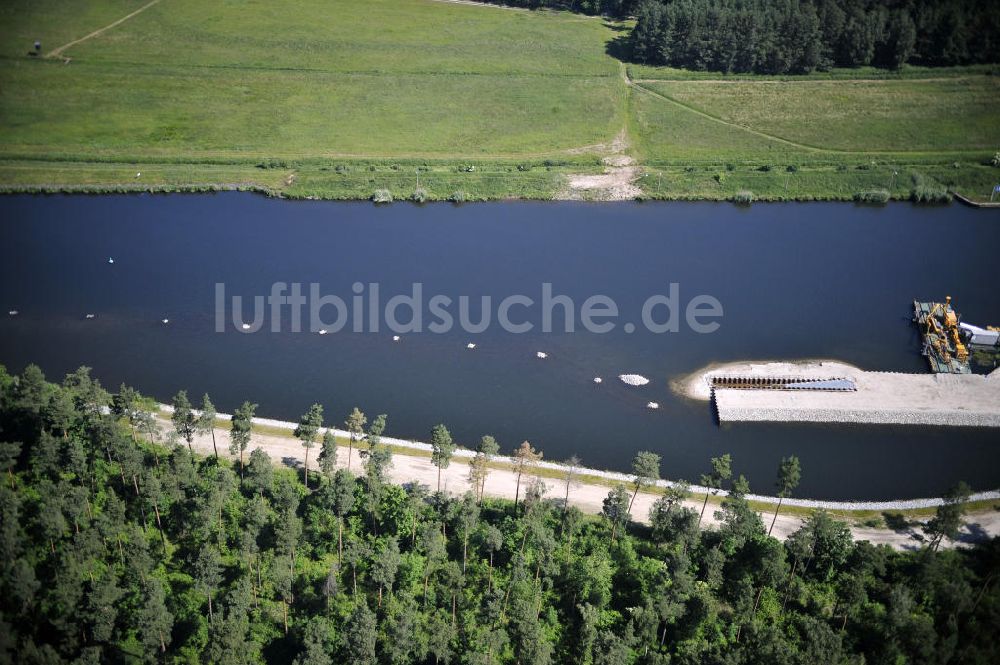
1 194 998 500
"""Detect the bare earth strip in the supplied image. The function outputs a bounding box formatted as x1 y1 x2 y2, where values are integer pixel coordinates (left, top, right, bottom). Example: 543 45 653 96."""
158 412 1000 552
45 0 164 59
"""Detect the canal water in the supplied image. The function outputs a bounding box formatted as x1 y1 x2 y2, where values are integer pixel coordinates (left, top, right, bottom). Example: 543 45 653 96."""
1 193 998 500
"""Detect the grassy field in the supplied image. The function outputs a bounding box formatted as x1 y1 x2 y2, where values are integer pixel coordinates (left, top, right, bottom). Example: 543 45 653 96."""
639 78 999 152
0 0 998 202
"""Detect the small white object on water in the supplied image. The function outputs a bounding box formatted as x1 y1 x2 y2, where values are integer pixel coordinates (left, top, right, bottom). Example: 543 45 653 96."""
318 329 328 335
161 318 169 324
646 402 660 409
241 323 251 330
107 257 114 264
136 172 141 178
7 310 17 316
466 342 476 349
593 377 602 384
85 313 95 319
393 335 400 342
619 374 650 386
536 351 547 359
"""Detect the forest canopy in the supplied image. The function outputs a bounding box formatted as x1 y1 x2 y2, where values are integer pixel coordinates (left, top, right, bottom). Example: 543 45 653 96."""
0 363 998 664
479 0 1000 74
629 0 1000 74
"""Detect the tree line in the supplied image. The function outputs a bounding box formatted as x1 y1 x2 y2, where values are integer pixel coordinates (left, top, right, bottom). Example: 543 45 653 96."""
1 363 997 664
477 0 1000 74
630 0 1000 74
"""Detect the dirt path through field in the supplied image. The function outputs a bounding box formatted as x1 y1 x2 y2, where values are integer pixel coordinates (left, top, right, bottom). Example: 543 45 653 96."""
558 63 642 200
46 0 163 59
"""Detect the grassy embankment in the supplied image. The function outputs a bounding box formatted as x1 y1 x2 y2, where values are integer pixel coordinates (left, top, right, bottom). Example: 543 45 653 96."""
0 0 998 201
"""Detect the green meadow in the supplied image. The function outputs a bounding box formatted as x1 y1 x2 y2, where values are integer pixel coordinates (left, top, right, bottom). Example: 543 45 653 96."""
0 0 997 201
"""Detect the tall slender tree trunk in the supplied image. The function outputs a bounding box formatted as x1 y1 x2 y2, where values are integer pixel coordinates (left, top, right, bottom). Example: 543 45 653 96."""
437 465 442 493
488 553 494 593
752 585 764 614
513 471 522 513
132 474 148 529
782 557 798 611
207 593 214 622
768 496 784 536
699 491 711 526
211 429 218 459
153 502 166 549
972 572 995 613
347 435 354 471
303 448 309 489
628 483 640 514
338 517 344 567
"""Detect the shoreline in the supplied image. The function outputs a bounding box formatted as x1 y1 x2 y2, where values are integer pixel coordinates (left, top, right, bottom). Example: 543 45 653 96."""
1 182 994 205
3 159 998 204
160 402 1000 513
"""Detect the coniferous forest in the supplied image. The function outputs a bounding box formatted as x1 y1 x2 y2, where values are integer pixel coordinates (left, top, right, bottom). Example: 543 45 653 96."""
628 0 1000 73
1 363 998 664
479 0 1000 74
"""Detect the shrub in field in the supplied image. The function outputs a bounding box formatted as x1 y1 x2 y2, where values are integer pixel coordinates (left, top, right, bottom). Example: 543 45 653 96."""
410 187 429 203
757 164 772 172
371 189 393 203
256 158 288 169
992 152 1000 167
713 172 726 184
731 190 754 204
786 164 798 172
334 164 350 174
448 191 467 203
516 164 532 172
854 189 890 204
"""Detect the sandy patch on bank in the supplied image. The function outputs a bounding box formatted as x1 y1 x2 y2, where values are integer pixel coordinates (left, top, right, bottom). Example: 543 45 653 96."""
558 130 642 201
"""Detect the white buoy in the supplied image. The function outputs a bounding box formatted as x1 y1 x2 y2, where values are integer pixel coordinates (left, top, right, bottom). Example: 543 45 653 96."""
536 351 547 359
241 323 251 330
318 329 328 335
136 172 141 178
107 257 114 264
619 374 650 386
7 310 17 316
466 342 476 349
161 318 169 324
646 402 660 409
392 335 400 342
593 377 602 384
85 313 95 319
